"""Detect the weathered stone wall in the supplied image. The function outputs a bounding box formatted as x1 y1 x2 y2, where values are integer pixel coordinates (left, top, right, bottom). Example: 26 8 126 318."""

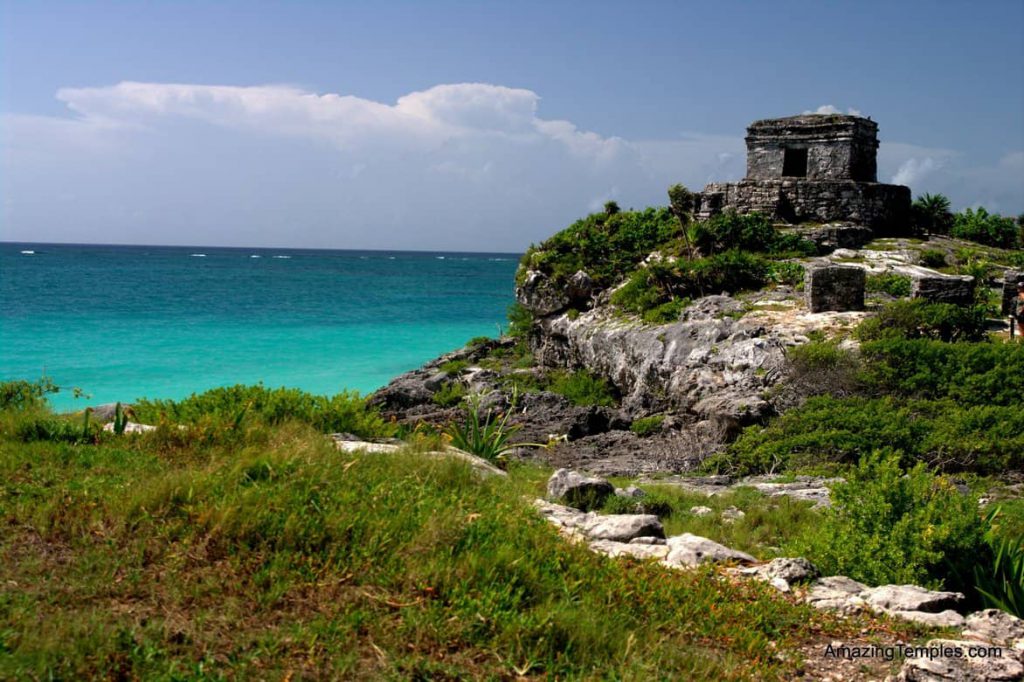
695 180 911 234
805 265 865 313
746 115 878 182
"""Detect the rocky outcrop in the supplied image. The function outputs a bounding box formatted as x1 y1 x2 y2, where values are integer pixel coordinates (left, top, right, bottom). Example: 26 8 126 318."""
530 295 791 419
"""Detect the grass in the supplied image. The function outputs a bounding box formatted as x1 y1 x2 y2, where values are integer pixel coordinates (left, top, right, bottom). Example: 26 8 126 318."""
0 401 924 680
602 485 821 560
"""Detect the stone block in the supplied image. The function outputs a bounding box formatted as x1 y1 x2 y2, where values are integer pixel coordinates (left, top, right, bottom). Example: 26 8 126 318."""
911 273 975 305
805 265 865 313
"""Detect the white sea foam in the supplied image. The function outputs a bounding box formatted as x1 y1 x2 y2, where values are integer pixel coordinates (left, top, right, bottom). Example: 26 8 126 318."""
273 255 291 259
436 256 446 260
20 250 35 255
190 253 207 257
250 254 261 258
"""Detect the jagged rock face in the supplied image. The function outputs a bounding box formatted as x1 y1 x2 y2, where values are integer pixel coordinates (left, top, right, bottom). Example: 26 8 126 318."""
532 295 789 421
516 270 570 316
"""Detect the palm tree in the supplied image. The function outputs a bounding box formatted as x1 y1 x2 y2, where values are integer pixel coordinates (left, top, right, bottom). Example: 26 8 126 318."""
912 193 953 234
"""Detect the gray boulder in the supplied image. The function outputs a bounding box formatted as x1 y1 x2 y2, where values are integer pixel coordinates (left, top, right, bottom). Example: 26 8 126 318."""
663 533 755 568
963 609 1024 646
580 514 665 543
805 576 869 612
546 469 615 510
589 539 671 561
860 584 965 615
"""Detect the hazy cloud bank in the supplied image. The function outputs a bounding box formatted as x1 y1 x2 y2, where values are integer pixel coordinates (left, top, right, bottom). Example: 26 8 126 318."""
2 84 1021 250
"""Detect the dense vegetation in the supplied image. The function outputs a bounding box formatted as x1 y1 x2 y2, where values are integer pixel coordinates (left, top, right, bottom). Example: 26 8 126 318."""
1 385 893 680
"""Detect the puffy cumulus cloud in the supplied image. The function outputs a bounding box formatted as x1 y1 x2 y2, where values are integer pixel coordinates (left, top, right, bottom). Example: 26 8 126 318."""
2 83 1022 250
1 81 733 250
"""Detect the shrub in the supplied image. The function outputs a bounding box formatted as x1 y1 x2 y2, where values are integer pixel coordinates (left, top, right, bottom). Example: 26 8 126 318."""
856 299 989 343
440 359 469 376
641 299 689 325
859 338 1024 407
520 207 681 288
602 490 675 517
774 340 864 410
630 415 665 436
548 370 616 407
691 211 778 255
793 451 987 592
432 381 467 407
133 384 393 439
865 273 912 297
951 207 1020 249
911 193 954 235
768 261 805 286
612 251 771 319
919 249 948 268
506 302 534 339
719 396 1024 475
0 377 60 411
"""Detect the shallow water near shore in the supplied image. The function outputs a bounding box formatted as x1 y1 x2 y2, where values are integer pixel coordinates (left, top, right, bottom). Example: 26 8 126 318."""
1 242 519 411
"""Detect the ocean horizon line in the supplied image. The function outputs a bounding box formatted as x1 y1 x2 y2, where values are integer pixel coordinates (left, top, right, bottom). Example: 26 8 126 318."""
1 240 523 258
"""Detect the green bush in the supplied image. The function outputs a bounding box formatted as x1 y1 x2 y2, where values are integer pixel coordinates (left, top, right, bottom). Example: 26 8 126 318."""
432 381 467 407
641 299 689 325
612 251 772 319
548 370 616 407
768 261 806 286
859 338 1024 407
630 415 665 436
951 207 1020 249
440 359 469 376
519 207 681 288
717 396 1024 475
793 451 987 591
690 211 815 257
133 384 393 439
865 273 912 297
0 377 61 411
856 299 989 343
602 490 675 517
507 302 534 339
919 249 948 268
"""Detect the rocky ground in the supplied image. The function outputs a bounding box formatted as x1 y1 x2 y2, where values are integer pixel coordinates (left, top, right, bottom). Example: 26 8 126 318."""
369 228 1021 477
539 468 1024 682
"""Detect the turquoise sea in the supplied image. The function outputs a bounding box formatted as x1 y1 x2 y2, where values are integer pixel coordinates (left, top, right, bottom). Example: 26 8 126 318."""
0 243 519 411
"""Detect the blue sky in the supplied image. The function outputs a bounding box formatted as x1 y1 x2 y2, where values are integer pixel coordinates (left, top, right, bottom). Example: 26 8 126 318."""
2 0 1022 251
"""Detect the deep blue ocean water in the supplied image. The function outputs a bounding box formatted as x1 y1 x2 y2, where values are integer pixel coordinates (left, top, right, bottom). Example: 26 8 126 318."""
1 243 519 411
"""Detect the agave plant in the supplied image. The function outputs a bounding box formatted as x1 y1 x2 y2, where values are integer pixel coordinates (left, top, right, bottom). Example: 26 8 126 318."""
973 507 1024 617
444 390 530 465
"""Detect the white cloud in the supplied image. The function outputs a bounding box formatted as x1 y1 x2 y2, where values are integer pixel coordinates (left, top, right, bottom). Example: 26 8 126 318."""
891 157 939 185
2 83 1022 250
803 104 863 116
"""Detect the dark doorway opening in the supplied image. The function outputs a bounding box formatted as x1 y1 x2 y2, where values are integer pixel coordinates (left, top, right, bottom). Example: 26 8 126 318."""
782 147 808 177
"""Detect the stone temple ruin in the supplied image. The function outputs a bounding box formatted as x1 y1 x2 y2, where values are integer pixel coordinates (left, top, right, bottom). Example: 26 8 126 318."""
695 114 911 233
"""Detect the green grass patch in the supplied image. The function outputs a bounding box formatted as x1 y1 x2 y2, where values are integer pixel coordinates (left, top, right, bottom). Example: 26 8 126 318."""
0 401 882 680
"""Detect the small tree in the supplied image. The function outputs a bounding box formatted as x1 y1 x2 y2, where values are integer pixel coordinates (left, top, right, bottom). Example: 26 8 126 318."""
911 193 954 235
667 184 697 260
603 200 620 216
